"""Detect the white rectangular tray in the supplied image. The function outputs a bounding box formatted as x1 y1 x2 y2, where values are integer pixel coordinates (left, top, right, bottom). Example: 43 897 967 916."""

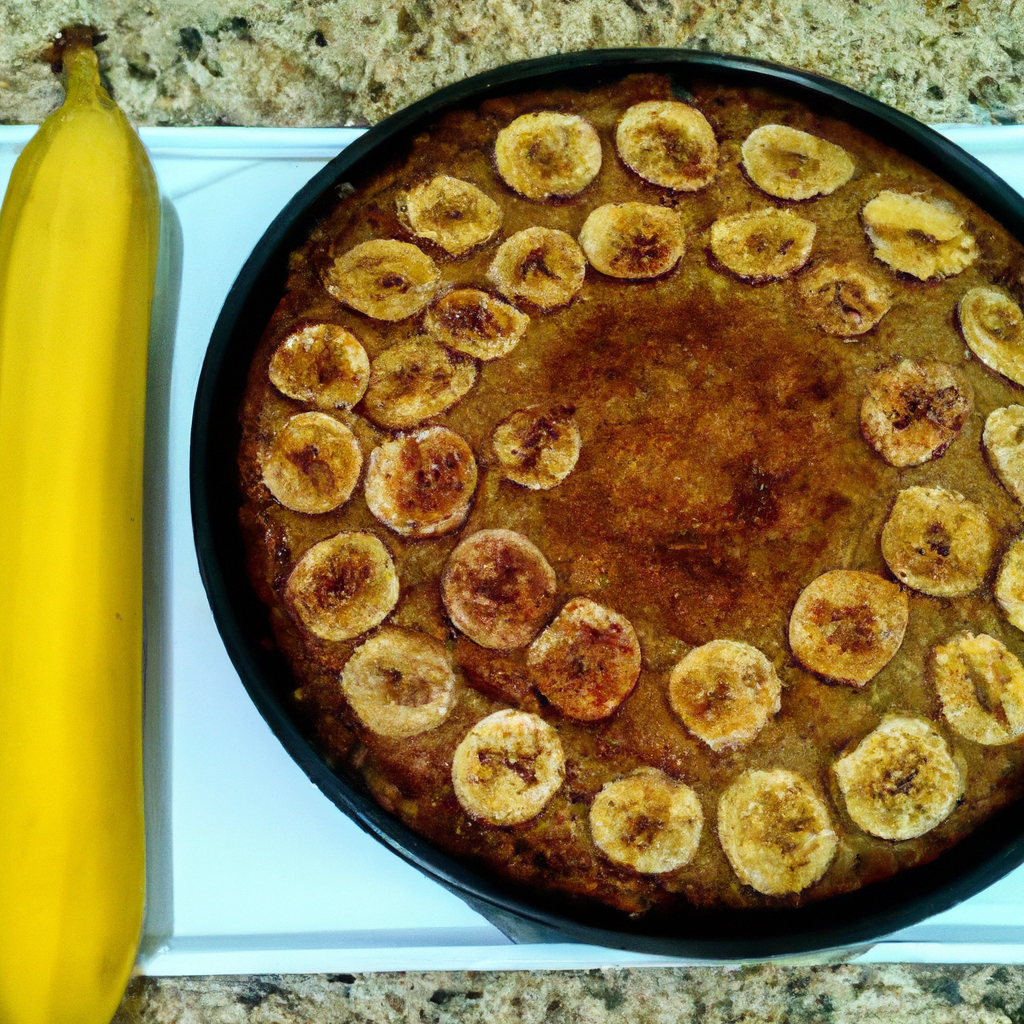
3 122 1024 974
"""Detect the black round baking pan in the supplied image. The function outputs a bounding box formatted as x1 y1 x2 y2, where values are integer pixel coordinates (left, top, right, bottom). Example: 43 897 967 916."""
191 48 1024 960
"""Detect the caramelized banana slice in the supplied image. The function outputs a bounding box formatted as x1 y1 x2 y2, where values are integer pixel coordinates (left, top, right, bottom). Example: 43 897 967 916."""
341 627 457 738
526 598 641 721
615 100 718 191
834 717 963 840
492 405 581 490
880 486 996 598
984 406 1024 504
578 202 685 279
862 191 978 280
452 708 565 825
365 426 478 538
931 633 1024 745
262 412 363 514
323 239 439 320
958 286 1024 385
668 639 782 751
494 111 602 200
796 261 892 337
718 770 837 896
425 288 529 361
268 322 371 410
487 227 587 310
441 529 557 650
789 570 909 687
741 124 854 201
996 539 1024 631
361 339 477 429
400 175 502 256
710 209 816 283
589 769 703 874
285 532 399 641
860 358 974 468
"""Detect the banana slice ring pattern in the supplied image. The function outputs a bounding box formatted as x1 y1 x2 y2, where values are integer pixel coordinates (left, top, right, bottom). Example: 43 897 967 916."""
615 100 719 191
958 286 1024 386
262 412 363 515
578 202 686 279
452 708 565 826
323 238 439 321
718 769 837 896
834 716 963 840
491 405 581 490
425 288 530 362
862 190 978 281
399 175 502 256
709 209 816 283
796 261 892 337
589 769 703 874
668 639 782 751
880 486 996 598
268 322 371 410
441 529 557 650
931 633 1024 746
740 124 854 201
789 570 909 687
361 339 477 429
494 112 602 200
365 426 478 538
983 405 1024 504
487 227 587 310
341 627 458 739
285 532 400 642
526 598 642 721
996 539 1024 632
860 358 974 468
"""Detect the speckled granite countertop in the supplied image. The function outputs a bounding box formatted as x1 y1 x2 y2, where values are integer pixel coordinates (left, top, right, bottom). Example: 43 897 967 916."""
4 2 1024 1020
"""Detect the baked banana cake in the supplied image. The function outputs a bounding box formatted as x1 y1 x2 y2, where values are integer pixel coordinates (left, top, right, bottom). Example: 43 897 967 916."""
237 73 1024 915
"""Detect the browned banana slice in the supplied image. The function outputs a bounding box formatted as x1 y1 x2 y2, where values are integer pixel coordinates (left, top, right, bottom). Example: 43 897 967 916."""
741 124 854 201
424 288 529 361
452 709 565 825
262 412 362 514
526 598 642 721
718 770 837 896
589 769 703 874
668 639 782 751
958 286 1024 385
494 111 602 200
983 406 1024 504
487 227 587 310
997 539 1024 631
441 529 557 650
491 405 581 490
615 100 718 191
796 261 892 337
834 717 963 840
323 239 439 320
341 627 457 738
709 209 816 283
862 191 978 280
931 633 1024 745
268 322 371 410
860 358 974 468
880 486 996 598
284 532 399 641
361 339 477 429
364 426 478 538
789 570 909 687
399 175 502 256
578 202 685 279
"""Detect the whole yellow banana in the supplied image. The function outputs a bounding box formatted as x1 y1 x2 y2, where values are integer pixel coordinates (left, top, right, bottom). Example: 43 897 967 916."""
0 29 160 1024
